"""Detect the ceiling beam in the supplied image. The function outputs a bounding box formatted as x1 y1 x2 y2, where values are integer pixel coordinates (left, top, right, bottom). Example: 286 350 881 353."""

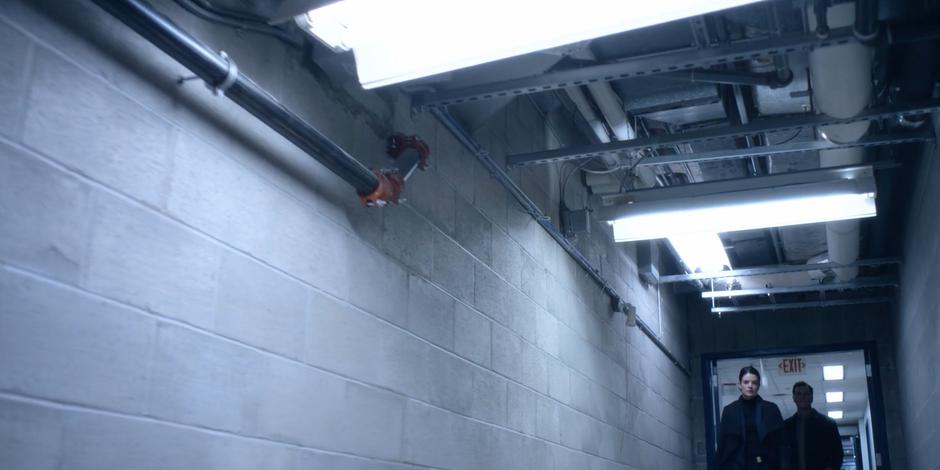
413 28 857 109
600 163 875 208
658 257 901 284
710 296 892 313
506 98 940 167
701 278 898 299
631 130 934 167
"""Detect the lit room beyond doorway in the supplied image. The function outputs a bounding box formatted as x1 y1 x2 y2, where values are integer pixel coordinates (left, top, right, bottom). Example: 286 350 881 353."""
702 346 891 470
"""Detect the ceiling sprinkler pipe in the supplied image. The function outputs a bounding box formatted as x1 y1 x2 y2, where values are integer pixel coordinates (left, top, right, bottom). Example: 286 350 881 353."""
809 1 873 282
810 3 872 121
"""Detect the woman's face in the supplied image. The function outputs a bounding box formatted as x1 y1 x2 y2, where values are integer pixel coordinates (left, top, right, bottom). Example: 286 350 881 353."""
738 372 760 399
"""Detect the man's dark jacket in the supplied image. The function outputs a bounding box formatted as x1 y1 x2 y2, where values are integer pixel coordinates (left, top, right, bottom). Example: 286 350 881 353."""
782 409 843 470
717 395 790 470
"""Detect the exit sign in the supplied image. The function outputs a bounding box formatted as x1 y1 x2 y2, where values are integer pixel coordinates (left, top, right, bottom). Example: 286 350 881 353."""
779 357 806 374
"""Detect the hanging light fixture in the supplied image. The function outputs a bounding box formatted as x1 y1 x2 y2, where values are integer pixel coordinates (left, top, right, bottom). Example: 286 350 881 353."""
598 165 878 242
297 0 766 89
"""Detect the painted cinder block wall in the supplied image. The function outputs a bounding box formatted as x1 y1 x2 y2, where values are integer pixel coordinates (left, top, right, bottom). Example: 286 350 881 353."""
0 0 694 468
894 119 940 470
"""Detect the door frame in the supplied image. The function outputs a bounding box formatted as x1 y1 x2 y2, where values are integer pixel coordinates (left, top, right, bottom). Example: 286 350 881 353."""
701 341 892 470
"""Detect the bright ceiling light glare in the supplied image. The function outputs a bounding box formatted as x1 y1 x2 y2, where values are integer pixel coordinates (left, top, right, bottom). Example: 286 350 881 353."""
828 410 844 420
300 0 766 89
823 365 845 381
668 233 731 274
609 190 876 242
299 1 357 52
825 391 844 403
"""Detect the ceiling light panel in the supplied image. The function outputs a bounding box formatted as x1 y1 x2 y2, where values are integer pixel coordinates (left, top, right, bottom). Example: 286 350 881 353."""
600 166 877 242
301 0 766 88
823 365 845 381
610 191 875 241
668 233 731 273
825 391 844 403
828 410 844 419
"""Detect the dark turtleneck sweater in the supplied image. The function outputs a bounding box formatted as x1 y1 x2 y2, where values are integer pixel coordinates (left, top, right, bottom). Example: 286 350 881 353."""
741 397 760 467
716 394 788 469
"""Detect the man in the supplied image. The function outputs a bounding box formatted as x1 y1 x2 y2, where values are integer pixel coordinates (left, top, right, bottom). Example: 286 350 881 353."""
783 381 844 470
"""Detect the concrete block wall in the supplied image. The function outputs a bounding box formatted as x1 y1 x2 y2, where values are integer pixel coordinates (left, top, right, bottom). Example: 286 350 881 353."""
894 118 940 470
0 0 694 468
686 301 907 469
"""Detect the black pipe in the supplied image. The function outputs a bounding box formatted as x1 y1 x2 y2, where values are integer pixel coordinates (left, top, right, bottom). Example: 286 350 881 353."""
855 0 879 42
431 107 692 377
93 0 379 195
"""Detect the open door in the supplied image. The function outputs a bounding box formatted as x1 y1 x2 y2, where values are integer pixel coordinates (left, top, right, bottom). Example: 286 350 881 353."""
701 342 892 470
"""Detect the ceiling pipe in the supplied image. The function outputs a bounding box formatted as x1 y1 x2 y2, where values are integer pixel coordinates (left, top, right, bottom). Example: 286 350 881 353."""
810 1 875 282
93 0 416 206
564 87 620 169
581 78 659 189
585 82 634 141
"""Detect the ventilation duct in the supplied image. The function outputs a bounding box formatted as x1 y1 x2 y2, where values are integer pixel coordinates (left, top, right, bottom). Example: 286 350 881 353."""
810 1 875 281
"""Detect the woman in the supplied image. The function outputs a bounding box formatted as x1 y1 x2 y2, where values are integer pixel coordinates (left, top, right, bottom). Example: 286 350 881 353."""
716 366 790 470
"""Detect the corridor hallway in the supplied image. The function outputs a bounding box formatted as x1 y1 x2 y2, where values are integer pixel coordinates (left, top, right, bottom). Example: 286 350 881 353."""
0 0 937 469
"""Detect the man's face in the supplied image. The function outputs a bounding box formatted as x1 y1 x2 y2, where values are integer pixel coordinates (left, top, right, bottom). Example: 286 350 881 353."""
738 373 760 399
793 385 813 410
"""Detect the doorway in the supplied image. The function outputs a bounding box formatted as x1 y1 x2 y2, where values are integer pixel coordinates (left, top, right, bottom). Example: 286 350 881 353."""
701 342 892 469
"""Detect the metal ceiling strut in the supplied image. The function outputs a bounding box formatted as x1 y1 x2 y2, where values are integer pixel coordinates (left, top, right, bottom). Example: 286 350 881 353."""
430 107 691 377
414 27 858 109
658 257 901 284
700 277 898 299
94 0 412 206
631 130 934 167
710 296 892 313
507 98 940 167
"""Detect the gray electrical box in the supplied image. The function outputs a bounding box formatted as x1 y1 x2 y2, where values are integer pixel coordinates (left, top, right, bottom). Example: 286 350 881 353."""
561 207 591 238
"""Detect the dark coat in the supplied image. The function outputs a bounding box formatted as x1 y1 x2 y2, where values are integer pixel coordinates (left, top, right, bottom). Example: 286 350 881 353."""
783 409 843 470
717 396 790 470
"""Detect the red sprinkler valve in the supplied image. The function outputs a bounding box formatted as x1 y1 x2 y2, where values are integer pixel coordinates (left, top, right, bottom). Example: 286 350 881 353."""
387 133 431 171
358 133 431 207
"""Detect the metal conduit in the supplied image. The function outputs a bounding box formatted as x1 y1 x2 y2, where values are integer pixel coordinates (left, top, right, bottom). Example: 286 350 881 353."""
93 0 380 195
431 107 691 377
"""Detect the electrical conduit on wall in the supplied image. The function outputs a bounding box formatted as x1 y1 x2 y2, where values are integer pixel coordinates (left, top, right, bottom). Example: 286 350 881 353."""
430 107 691 376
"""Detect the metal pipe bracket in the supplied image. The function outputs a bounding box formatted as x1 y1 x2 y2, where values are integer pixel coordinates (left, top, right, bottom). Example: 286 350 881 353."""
208 50 238 96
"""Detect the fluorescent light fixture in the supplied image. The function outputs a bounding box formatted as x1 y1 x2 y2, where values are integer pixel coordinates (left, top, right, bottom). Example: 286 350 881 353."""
825 391 844 403
610 191 875 242
600 166 877 242
300 0 766 89
668 233 731 273
823 365 845 381
827 410 844 420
